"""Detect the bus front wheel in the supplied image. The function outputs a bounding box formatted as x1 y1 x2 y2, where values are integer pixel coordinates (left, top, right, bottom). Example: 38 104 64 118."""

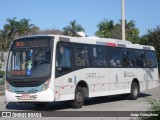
71 86 84 108
128 82 139 100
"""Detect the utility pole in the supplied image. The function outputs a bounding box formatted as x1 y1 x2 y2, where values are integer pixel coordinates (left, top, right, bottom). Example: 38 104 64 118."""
122 0 125 40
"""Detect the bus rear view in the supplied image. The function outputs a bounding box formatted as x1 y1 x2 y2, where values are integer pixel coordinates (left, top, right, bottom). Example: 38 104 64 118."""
5 36 54 106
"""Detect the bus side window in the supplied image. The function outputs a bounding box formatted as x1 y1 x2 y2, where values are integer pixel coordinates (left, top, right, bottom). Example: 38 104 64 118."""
122 49 136 67
135 50 146 67
145 51 157 68
56 43 72 73
108 47 122 67
74 44 89 67
92 46 107 67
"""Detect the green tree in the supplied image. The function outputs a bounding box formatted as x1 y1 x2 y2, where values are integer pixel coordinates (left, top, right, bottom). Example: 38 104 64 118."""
30 26 40 35
0 17 39 49
19 18 35 35
95 19 140 43
0 30 6 50
139 26 160 71
95 19 114 38
4 17 18 36
63 20 85 37
125 20 139 43
3 17 18 47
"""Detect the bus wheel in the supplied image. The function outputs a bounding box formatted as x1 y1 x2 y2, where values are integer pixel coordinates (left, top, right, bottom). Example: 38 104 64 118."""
71 86 84 108
34 102 47 107
128 82 139 100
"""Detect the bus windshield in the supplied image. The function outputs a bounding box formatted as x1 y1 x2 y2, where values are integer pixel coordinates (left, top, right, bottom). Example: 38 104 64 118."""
6 36 53 80
6 48 52 79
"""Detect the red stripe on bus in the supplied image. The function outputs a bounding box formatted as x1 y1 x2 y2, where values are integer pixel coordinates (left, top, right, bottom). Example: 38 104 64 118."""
106 42 116 47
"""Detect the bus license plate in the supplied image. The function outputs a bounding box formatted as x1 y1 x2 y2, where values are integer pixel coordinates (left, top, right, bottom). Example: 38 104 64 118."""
21 94 30 100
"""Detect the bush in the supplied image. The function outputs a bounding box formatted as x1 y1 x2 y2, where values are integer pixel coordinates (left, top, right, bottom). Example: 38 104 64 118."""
0 63 2 68
0 70 5 76
0 70 5 85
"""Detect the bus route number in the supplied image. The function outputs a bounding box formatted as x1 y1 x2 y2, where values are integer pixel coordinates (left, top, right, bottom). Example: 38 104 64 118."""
86 73 96 79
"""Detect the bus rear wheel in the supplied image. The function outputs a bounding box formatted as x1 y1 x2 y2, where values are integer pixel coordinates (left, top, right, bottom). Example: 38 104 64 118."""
71 86 84 108
128 82 139 100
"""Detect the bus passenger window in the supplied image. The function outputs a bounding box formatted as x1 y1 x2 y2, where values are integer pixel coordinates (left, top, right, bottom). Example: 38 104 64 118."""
122 49 135 67
145 51 157 68
92 47 107 67
75 45 89 67
108 47 122 67
136 50 146 67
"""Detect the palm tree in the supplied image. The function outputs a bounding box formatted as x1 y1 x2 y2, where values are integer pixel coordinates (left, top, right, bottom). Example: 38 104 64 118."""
4 17 18 37
20 18 35 35
0 30 6 49
95 19 139 42
3 17 19 47
95 19 114 38
63 20 85 37
125 20 139 43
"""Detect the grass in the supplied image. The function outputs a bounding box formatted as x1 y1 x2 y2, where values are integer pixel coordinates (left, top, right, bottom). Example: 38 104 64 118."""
142 98 160 120
147 99 160 112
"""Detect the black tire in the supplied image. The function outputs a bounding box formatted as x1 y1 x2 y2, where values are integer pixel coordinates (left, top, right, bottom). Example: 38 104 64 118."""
128 82 139 100
34 102 47 107
71 86 84 108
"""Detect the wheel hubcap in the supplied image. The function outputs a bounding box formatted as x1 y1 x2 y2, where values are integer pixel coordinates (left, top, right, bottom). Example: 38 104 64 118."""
133 87 138 97
76 92 82 103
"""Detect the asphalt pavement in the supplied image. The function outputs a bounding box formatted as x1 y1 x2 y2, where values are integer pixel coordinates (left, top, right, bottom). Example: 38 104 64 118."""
0 85 159 120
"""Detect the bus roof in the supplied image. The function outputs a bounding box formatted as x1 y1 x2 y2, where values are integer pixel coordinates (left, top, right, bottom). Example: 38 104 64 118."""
13 34 155 51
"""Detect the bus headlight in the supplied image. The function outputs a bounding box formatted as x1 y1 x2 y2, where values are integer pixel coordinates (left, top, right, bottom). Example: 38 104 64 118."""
42 79 50 91
5 81 11 92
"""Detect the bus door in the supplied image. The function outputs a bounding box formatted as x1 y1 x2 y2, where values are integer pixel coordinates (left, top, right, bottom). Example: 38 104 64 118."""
55 41 74 100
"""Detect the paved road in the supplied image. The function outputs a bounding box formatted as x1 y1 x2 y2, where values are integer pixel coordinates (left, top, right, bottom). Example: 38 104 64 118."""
0 85 159 120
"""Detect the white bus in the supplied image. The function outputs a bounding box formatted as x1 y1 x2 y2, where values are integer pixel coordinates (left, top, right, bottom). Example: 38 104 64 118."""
5 35 159 108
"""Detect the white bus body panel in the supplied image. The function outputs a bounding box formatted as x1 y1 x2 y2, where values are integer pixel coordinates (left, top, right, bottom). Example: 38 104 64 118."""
54 68 159 102
5 88 54 102
137 68 159 91
54 68 110 101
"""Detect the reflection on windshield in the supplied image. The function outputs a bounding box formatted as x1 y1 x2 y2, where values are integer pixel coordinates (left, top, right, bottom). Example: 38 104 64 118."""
7 49 52 79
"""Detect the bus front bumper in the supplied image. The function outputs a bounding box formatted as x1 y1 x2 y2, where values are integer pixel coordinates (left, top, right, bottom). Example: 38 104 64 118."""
5 88 54 102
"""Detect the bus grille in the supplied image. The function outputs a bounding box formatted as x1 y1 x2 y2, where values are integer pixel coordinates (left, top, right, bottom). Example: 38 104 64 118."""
10 81 43 87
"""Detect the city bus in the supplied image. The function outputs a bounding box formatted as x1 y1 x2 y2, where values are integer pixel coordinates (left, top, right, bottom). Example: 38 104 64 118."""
5 35 159 108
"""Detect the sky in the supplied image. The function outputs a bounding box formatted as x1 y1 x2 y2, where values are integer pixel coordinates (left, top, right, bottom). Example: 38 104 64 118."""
0 0 160 36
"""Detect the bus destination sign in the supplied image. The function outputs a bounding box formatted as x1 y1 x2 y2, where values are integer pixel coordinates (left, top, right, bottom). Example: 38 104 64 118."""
15 39 52 47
